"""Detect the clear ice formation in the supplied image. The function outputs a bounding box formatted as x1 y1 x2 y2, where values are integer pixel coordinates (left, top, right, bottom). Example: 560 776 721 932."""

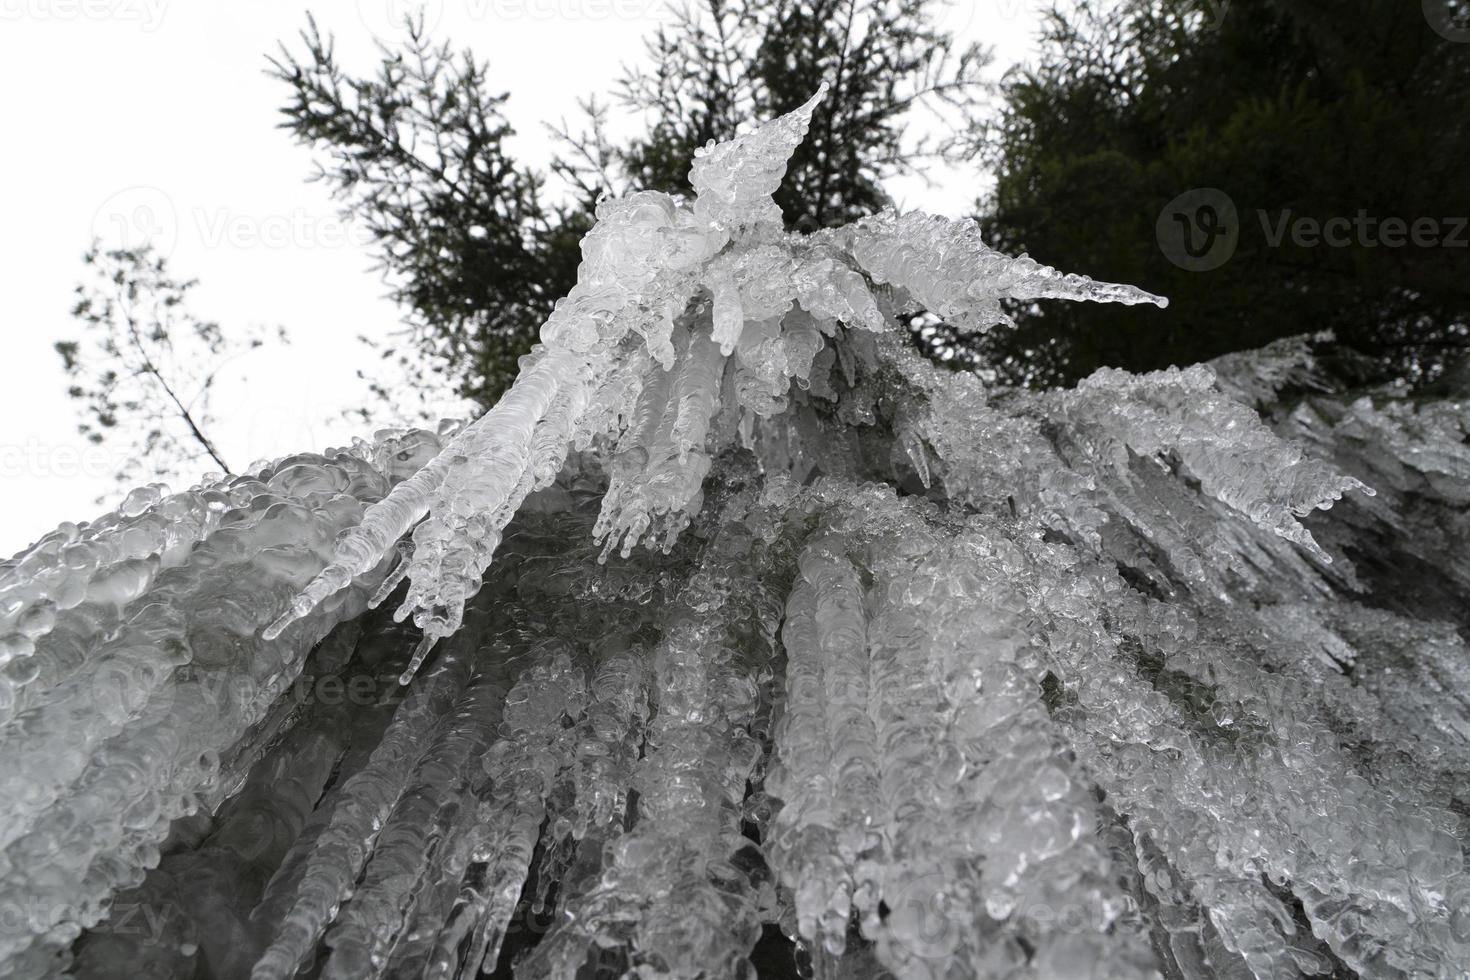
2 90 1468 980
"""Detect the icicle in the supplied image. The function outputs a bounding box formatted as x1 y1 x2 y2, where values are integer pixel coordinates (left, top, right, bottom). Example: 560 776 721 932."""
845 209 1167 334
690 84 828 236
766 537 877 957
709 270 746 356
248 623 480 980
1053 364 1371 560
899 428 930 489
520 513 780 980
794 247 886 332
422 799 544 980
262 352 575 642
366 539 415 609
0 453 399 930
13 84 1470 980
398 633 440 686
317 656 511 980
0 480 223 677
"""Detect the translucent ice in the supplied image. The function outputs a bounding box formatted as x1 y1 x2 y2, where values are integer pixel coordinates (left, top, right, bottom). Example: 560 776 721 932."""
3 88 1466 980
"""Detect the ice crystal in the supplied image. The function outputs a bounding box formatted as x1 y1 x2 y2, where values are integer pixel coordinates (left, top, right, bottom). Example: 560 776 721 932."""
2 89 1467 980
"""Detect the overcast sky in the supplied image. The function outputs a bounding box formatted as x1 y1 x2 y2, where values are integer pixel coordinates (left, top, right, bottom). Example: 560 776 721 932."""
0 0 1043 555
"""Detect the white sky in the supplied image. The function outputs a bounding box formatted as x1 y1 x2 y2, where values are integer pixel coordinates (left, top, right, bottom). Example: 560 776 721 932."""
0 0 1043 555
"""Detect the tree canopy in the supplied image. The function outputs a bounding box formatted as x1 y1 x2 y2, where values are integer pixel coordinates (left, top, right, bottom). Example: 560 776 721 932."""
978 0 1470 387
20 92 1470 979
585 0 987 227
269 18 579 410
269 1 989 411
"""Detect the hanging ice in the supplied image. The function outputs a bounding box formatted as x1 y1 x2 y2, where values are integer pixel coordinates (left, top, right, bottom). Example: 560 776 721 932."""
3 89 1468 980
263 85 1166 661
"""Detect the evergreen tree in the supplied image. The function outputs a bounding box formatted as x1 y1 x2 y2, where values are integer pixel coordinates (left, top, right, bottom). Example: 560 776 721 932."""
979 0 1470 387
574 0 988 229
269 17 581 410
270 1 989 409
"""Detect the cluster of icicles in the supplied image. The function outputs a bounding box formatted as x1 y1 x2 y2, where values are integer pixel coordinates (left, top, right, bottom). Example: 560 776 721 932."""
2 90 1469 980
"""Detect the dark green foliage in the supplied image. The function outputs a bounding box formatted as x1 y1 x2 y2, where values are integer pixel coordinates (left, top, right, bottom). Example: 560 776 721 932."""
59 245 283 489
979 0 1470 388
604 0 989 228
269 16 581 410
272 2 990 409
